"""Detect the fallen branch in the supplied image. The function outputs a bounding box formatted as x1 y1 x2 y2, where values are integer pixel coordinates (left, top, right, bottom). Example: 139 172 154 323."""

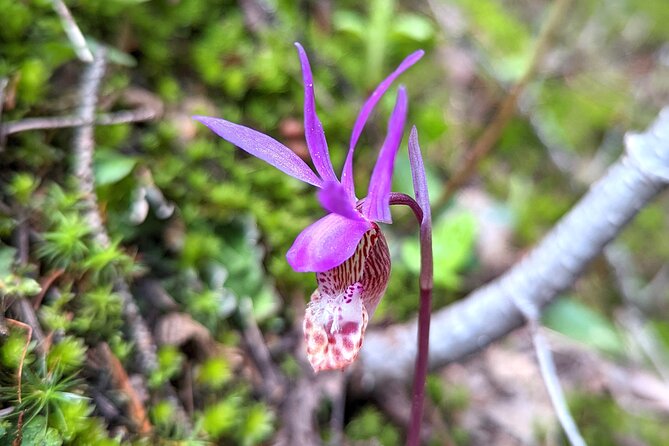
360 106 669 381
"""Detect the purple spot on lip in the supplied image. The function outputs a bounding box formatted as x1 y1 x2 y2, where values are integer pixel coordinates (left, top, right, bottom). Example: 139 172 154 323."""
340 322 359 335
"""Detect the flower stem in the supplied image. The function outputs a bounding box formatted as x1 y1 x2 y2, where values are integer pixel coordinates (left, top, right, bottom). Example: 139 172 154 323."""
389 192 433 446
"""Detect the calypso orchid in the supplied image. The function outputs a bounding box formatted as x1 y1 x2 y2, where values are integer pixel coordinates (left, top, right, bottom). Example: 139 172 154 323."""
194 43 423 372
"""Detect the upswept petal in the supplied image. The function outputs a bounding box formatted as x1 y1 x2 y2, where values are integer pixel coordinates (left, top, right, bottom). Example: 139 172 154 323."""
193 115 322 187
317 181 361 220
286 213 372 272
361 86 408 223
408 126 433 289
295 43 337 183
408 126 431 225
340 49 425 198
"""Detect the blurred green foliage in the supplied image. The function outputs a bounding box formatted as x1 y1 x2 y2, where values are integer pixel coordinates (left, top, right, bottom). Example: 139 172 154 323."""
543 296 625 356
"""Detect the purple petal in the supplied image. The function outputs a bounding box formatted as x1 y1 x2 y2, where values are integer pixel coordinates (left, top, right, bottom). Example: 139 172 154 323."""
317 181 361 220
295 43 338 183
341 49 425 198
286 213 372 273
193 115 322 187
361 86 408 223
408 126 431 226
408 126 433 288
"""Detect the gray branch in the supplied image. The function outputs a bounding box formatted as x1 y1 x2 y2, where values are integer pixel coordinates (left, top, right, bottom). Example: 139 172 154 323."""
360 107 669 382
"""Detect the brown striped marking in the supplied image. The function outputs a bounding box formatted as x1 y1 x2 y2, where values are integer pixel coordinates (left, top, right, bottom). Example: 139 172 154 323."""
303 224 391 372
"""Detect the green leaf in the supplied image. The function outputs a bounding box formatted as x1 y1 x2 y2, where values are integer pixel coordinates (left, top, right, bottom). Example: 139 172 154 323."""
333 10 366 39
17 59 48 105
0 245 16 276
21 416 62 446
87 39 137 67
94 152 137 186
402 211 477 289
392 14 435 42
543 296 624 355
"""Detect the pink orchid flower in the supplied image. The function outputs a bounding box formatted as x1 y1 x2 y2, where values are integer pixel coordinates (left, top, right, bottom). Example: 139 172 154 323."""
194 43 423 371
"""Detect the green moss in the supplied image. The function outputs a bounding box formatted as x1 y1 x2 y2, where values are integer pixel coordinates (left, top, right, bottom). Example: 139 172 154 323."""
346 407 401 446
47 336 87 374
570 393 668 445
201 395 241 438
197 357 233 390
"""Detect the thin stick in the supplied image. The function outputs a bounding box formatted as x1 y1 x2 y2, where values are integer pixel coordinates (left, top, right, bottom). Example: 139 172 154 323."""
51 0 94 63
5 319 33 404
32 269 65 309
0 77 8 122
8 216 46 346
530 322 587 446
99 342 152 435
1 107 159 137
437 0 572 207
327 370 348 446
239 298 285 404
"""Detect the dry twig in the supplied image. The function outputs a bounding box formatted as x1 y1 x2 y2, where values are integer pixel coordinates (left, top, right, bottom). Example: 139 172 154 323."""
1 93 162 137
51 0 94 63
5 319 32 405
436 0 572 206
0 77 8 122
98 343 152 435
239 298 285 404
8 215 46 346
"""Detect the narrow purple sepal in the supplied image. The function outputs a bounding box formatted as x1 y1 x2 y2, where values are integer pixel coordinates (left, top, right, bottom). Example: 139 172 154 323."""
362 86 408 223
295 43 338 183
341 49 425 198
286 213 372 272
318 181 362 220
408 126 431 226
193 115 322 187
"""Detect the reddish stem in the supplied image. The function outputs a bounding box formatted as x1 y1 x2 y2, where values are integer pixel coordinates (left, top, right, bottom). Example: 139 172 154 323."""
389 192 433 446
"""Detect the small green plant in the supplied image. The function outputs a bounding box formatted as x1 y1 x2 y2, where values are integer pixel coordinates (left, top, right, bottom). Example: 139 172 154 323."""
149 346 184 388
82 239 139 283
37 213 91 269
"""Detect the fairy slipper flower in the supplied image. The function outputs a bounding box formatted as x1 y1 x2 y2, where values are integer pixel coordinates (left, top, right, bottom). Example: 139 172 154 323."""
194 43 423 372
